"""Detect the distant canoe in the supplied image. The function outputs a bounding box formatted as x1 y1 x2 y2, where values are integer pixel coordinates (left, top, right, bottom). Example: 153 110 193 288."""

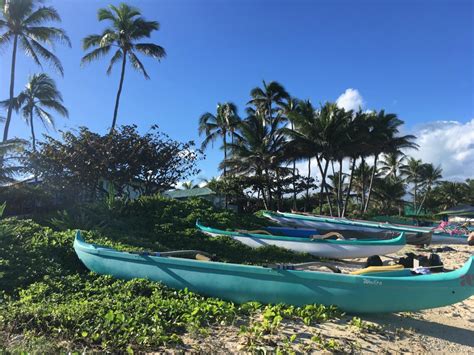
263 211 433 245
196 221 406 259
74 232 474 313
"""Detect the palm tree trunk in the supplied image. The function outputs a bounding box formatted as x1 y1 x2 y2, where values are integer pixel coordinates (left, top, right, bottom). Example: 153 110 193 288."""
342 158 356 217
360 157 365 212
30 110 36 152
265 168 272 210
3 34 18 142
111 51 127 134
223 133 227 177
417 188 429 215
364 154 379 213
413 182 417 213
331 160 340 216
292 159 297 210
291 121 297 210
338 159 343 216
316 156 325 213
305 158 311 211
322 160 332 215
223 133 228 208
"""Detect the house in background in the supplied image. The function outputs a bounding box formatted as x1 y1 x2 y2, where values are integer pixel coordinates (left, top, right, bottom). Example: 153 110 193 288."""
162 187 228 209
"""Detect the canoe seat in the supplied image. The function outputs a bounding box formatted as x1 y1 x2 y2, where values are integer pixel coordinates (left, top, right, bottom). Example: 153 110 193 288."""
310 231 345 240
350 264 404 275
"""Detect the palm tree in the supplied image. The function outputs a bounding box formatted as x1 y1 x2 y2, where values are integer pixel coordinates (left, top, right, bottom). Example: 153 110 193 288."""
0 0 70 142
341 110 371 217
284 99 319 211
363 110 417 212
81 3 166 134
315 103 349 214
372 176 405 215
0 138 26 183
400 157 424 212
434 181 470 210
223 113 286 210
198 102 240 178
379 151 406 179
281 97 300 209
416 163 442 214
248 80 289 126
8 73 68 152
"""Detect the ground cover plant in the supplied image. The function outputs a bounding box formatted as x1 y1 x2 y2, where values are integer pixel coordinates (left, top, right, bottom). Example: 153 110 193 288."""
0 196 343 352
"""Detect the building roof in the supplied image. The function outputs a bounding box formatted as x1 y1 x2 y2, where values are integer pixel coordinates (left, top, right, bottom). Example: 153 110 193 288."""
163 187 216 199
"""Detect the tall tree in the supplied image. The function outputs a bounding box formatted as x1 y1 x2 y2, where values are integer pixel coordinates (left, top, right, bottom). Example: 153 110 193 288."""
363 110 417 212
400 157 423 213
8 73 68 152
248 80 289 126
284 100 319 211
223 113 286 210
281 97 300 210
341 110 371 217
416 163 442 214
0 0 70 141
81 3 166 134
379 151 406 179
0 138 26 183
198 102 240 178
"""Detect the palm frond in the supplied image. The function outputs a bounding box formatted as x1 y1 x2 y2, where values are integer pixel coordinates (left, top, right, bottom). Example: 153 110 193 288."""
106 49 123 75
29 39 64 75
24 6 61 25
82 34 103 50
39 99 68 118
97 7 116 22
130 19 159 39
20 36 42 67
128 51 149 79
0 31 12 47
34 106 54 129
26 26 71 47
81 45 112 65
134 43 166 59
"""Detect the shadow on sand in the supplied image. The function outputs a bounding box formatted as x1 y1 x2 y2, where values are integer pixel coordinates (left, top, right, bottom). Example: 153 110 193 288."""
366 313 474 348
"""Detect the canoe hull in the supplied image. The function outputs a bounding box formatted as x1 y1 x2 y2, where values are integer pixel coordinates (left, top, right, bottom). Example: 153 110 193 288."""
264 212 432 245
74 233 474 313
200 230 405 259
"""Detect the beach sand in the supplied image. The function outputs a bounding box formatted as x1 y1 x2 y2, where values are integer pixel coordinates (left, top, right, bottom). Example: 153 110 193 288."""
172 244 473 353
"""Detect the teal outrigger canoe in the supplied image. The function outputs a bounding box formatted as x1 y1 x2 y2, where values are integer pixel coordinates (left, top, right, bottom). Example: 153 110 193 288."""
74 232 474 313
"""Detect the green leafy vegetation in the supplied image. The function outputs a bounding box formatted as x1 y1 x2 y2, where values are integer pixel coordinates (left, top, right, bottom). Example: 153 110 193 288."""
0 196 341 351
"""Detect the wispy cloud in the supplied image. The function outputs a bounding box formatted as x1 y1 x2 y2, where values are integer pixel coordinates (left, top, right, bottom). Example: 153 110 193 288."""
409 119 474 181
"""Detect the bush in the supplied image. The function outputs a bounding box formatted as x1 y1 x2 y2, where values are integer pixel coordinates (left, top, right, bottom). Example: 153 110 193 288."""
0 197 339 351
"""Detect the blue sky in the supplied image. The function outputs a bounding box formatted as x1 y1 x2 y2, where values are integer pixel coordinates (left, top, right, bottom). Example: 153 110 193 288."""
0 0 472 180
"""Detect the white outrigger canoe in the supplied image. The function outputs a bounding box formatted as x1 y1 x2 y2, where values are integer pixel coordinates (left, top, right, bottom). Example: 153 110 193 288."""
196 221 406 259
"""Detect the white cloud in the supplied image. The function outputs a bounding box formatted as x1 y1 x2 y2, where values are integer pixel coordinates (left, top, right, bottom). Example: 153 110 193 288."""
336 88 365 111
409 119 474 181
